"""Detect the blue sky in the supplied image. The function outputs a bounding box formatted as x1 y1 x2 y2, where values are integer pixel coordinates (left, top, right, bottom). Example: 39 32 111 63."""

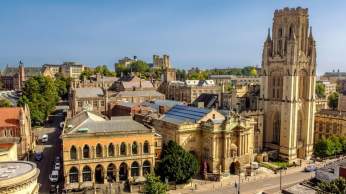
0 0 345 74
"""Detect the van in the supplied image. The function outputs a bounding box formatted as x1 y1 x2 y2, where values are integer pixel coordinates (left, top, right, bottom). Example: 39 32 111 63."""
49 170 59 183
41 134 48 143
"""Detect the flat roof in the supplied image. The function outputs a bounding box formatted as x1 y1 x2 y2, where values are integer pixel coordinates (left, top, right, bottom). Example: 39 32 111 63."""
0 161 36 180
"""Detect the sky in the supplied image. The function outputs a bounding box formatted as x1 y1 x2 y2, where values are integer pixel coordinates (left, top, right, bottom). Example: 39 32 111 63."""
0 0 345 74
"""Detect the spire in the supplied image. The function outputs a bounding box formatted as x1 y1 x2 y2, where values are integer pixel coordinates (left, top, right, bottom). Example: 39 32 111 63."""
266 28 271 42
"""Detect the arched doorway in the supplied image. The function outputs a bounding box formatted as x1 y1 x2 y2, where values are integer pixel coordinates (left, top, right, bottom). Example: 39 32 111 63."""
131 161 139 177
119 162 128 181
95 165 104 184
107 163 116 182
230 161 241 175
142 160 151 175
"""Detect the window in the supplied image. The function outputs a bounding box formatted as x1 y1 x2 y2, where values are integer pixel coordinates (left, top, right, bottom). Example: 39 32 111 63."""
131 162 139 177
101 101 105 106
143 160 151 175
143 141 149 154
132 142 138 155
82 166 92 182
96 144 103 158
273 113 280 144
70 146 77 160
120 142 126 156
69 167 79 183
108 143 115 157
78 101 82 107
93 101 98 107
83 145 90 158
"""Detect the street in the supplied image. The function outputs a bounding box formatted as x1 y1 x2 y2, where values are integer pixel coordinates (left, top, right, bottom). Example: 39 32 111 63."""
192 170 314 194
33 111 64 193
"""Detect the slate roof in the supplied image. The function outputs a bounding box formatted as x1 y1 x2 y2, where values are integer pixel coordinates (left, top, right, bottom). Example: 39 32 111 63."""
141 100 184 111
64 111 151 135
116 90 164 97
193 93 218 108
75 87 104 98
1 66 42 77
160 105 211 125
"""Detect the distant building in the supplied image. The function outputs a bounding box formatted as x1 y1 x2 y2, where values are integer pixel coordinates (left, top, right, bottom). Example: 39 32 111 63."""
0 161 40 194
320 70 346 83
62 111 161 190
339 94 346 112
1 61 42 90
152 105 255 174
0 105 34 159
209 75 262 86
320 80 337 97
71 73 118 90
316 159 346 182
69 87 107 116
116 56 137 70
61 62 85 79
152 54 171 69
164 80 220 103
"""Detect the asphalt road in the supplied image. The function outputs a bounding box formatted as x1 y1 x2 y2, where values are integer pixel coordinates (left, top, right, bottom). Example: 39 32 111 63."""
33 112 64 194
194 170 314 194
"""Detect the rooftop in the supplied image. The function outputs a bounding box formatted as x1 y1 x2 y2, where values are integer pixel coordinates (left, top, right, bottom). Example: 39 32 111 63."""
64 111 152 135
0 107 21 128
160 105 212 125
75 87 104 98
116 90 164 97
0 161 36 180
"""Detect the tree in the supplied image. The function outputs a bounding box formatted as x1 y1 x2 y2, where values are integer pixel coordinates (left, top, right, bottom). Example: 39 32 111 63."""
129 60 149 73
316 81 326 98
156 141 199 184
95 65 116 76
79 68 94 80
18 76 59 125
319 177 346 193
0 99 12 107
314 138 336 157
144 173 168 194
249 67 258 76
328 92 339 110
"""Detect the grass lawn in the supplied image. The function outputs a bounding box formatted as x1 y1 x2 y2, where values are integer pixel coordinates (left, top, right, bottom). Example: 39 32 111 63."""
271 161 289 168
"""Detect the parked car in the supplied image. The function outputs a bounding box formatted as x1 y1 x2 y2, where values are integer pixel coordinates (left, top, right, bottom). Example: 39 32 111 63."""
49 184 56 193
304 165 317 172
34 152 43 161
54 162 61 171
55 156 60 163
49 170 59 183
41 134 48 143
59 122 64 129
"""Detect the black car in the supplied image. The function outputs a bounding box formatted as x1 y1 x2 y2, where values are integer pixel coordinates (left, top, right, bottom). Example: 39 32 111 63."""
34 152 43 161
49 185 56 193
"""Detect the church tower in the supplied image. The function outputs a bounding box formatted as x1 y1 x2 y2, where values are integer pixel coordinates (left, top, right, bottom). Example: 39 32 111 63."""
261 7 316 162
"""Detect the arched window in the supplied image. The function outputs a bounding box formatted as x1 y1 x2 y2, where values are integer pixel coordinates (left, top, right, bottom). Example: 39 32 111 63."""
107 163 116 182
96 144 102 158
298 70 308 99
142 160 151 175
273 113 281 144
120 142 126 156
289 25 294 39
131 161 139 177
69 167 79 183
83 145 90 159
108 143 115 157
82 166 92 182
132 141 138 155
143 141 149 154
70 146 77 160
297 112 303 141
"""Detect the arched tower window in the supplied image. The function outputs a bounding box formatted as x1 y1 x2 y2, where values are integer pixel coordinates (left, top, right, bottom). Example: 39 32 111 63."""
297 112 303 142
108 143 115 157
132 141 138 155
120 142 126 156
289 25 294 39
273 112 281 144
270 71 283 100
96 144 103 158
83 145 90 159
298 69 308 99
70 146 77 160
143 141 149 154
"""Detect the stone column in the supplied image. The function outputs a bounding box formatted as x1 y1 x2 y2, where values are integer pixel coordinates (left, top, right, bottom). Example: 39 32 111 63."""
104 170 108 183
115 169 119 182
128 167 131 180
78 171 83 183
139 165 143 177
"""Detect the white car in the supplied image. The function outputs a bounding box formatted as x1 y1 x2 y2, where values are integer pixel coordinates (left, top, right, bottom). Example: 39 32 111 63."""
49 170 59 183
41 134 48 143
54 163 61 171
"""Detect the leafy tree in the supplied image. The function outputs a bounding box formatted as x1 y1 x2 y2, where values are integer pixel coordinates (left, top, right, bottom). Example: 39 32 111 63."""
80 68 94 80
319 177 346 193
249 67 258 76
95 65 116 76
156 141 199 184
314 138 336 157
18 76 59 125
176 69 187 81
0 99 12 107
144 173 168 194
316 81 326 98
328 92 339 110
129 60 149 73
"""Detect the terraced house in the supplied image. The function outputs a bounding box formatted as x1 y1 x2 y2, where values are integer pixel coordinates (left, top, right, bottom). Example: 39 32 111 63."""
62 111 161 191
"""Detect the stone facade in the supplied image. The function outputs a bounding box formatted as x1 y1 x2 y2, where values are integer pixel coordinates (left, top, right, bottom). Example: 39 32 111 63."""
152 54 171 69
261 7 316 162
314 110 346 142
0 105 34 159
62 111 161 190
153 105 254 174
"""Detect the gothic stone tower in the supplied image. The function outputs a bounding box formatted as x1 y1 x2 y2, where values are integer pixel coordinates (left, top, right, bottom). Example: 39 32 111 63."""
261 7 316 162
